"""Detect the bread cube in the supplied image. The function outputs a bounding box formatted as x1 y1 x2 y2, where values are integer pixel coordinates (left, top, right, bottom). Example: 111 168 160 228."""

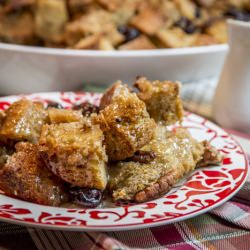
175 0 197 20
97 82 156 161
48 108 83 123
118 35 156 50
205 19 227 44
108 126 205 202
35 0 68 43
134 77 183 125
0 142 68 206
39 121 108 190
0 12 35 45
0 99 48 143
156 28 197 48
130 8 164 35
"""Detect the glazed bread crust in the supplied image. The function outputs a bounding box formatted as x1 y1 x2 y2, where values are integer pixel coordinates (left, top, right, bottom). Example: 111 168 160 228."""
134 77 183 125
108 126 205 202
97 82 156 161
39 121 108 190
0 99 48 143
0 142 68 206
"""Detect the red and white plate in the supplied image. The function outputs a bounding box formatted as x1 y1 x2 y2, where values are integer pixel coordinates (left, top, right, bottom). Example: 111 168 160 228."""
0 92 248 231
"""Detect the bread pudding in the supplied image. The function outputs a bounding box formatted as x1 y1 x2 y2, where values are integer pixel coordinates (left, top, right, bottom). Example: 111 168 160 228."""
96 82 156 161
108 126 214 202
39 121 108 190
0 99 48 143
134 77 183 125
0 78 223 207
48 108 83 124
0 0 249 50
0 142 68 206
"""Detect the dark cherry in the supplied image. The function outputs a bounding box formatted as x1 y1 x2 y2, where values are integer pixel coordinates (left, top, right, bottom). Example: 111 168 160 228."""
175 17 198 34
46 101 64 109
225 8 250 22
69 187 102 208
73 102 100 116
118 25 140 43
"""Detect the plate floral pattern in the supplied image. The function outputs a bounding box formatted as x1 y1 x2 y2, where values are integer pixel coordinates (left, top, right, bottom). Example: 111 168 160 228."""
0 92 248 231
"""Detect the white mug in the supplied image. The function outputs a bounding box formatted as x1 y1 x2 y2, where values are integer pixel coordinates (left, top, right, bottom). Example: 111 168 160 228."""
213 19 250 133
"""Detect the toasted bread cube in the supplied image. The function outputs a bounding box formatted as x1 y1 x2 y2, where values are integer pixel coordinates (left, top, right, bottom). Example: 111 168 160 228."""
39 121 108 190
134 77 183 125
0 142 68 206
205 19 227 44
48 108 83 124
175 0 197 20
108 126 206 202
130 8 164 35
193 34 217 46
35 0 68 43
118 35 156 50
156 28 197 48
73 35 101 50
66 10 124 48
98 37 115 50
0 99 48 143
97 82 156 161
0 12 35 45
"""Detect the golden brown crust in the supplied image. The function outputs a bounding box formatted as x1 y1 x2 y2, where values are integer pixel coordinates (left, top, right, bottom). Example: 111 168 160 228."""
134 77 183 125
0 11 36 45
48 108 83 123
118 35 156 50
99 81 121 109
205 19 227 44
130 7 164 35
35 0 69 43
39 121 108 190
0 99 48 143
73 34 102 50
0 142 68 206
155 28 198 48
108 126 206 202
96 82 156 161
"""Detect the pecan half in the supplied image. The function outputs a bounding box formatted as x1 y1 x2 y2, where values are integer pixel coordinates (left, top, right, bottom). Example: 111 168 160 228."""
135 169 179 202
197 140 223 167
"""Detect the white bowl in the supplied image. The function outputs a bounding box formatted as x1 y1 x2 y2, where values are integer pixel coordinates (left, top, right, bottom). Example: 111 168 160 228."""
0 43 228 95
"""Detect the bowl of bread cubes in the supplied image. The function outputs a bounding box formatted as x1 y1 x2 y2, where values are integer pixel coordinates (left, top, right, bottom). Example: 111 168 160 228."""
2 0 250 93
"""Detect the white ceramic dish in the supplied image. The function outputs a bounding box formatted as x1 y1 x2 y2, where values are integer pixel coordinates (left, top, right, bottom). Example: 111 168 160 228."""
0 91 248 231
0 43 228 95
